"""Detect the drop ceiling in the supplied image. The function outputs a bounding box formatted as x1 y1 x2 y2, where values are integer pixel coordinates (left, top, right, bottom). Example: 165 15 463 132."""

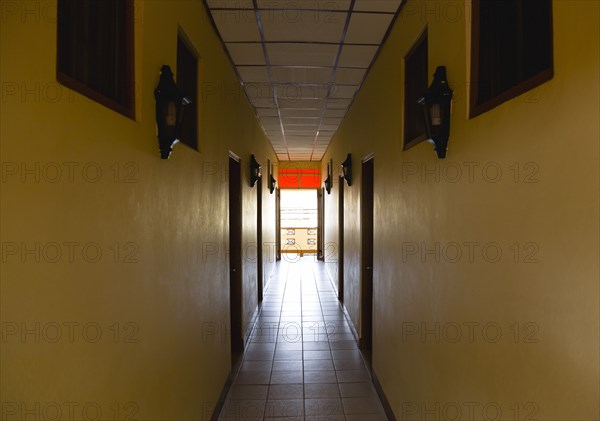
205 0 404 161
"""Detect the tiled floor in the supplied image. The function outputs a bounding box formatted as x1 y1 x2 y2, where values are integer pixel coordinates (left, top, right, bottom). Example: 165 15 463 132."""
219 257 388 421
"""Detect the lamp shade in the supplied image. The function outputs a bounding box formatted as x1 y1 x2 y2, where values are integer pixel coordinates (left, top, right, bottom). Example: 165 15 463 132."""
418 66 453 159
154 65 191 159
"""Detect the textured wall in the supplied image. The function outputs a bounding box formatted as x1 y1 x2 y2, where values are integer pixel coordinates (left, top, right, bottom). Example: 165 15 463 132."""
0 1 276 419
322 0 599 419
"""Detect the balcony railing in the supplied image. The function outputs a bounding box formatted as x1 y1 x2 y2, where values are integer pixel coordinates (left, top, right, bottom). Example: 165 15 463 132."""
281 227 318 256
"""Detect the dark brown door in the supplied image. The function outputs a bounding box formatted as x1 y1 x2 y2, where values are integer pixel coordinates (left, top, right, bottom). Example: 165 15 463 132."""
257 175 263 303
317 188 324 261
338 176 344 303
229 156 243 354
360 158 374 350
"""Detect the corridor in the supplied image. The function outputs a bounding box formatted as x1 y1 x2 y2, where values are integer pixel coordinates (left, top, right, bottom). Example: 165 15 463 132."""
219 258 387 421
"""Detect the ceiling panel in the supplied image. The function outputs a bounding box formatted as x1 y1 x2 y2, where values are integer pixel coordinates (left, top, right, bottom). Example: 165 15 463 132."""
334 67 367 85
256 108 279 117
353 0 403 13
225 43 266 65
338 45 378 68
207 0 254 8
205 0 403 161
323 109 347 118
256 0 352 10
275 84 329 100
345 12 394 44
237 66 270 83
261 10 347 43
271 67 333 84
210 10 261 42
279 108 323 118
330 85 358 99
268 43 339 67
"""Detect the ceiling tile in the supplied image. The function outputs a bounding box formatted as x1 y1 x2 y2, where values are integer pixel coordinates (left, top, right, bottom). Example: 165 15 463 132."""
256 108 279 117
207 0 254 8
210 10 261 42
323 109 347 118
250 97 277 107
353 0 403 13
333 68 367 85
237 66 270 83
257 0 351 10
325 98 352 109
319 124 339 131
330 85 358 99
267 44 339 67
322 117 342 125
261 116 282 125
337 45 378 68
226 43 266 65
260 10 347 43
278 98 324 109
280 109 323 118
272 67 333 84
282 116 321 124
276 84 329 100
345 12 394 44
245 82 273 99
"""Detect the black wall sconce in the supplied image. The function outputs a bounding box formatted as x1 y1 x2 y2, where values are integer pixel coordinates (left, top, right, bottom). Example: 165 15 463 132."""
324 160 332 194
250 154 261 187
268 160 276 194
154 65 191 159
418 66 453 159
341 154 352 186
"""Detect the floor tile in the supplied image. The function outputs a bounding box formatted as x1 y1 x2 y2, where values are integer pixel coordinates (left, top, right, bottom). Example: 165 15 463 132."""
339 382 379 398
235 371 271 385
218 259 389 421
304 370 338 384
265 399 304 418
304 383 340 399
268 384 304 400
336 370 371 383
270 370 303 384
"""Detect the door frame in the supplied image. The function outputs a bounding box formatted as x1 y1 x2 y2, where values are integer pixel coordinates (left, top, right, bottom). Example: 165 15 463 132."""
338 175 344 303
360 155 374 350
228 152 243 355
257 173 263 303
317 188 325 260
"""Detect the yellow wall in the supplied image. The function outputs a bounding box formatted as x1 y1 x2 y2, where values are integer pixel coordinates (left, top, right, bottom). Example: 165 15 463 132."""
1 1 276 419
323 0 599 419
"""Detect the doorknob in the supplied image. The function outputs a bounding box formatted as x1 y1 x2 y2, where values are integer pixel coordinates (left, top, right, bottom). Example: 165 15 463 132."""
366 267 372 270
232 268 237 272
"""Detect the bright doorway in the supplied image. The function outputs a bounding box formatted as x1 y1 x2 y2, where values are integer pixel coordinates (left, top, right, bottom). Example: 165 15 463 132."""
280 189 319 257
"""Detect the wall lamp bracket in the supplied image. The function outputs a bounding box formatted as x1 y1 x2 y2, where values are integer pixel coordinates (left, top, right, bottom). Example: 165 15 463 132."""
324 160 332 194
154 65 191 159
341 154 352 186
268 160 276 194
418 66 453 159
250 154 261 187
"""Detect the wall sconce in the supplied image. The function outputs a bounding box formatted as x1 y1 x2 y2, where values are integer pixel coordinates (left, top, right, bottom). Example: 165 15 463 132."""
418 66 453 159
324 160 332 194
268 160 276 194
341 154 352 186
250 155 261 187
154 65 191 159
